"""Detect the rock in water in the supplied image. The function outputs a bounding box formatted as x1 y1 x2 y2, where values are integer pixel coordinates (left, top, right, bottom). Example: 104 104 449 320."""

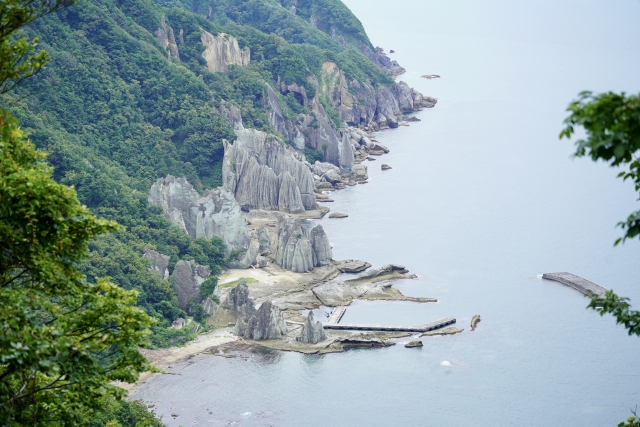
272 214 332 272
381 164 392 171
298 312 326 344
222 128 316 212
329 212 348 219
235 301 288 341
405 340 424 348
143 248 170 279
471 314 481 331
171 260 210 311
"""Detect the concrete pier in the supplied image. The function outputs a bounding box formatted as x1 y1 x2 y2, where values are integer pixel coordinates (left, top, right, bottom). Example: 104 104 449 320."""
326 306 347 325
323 313 456 333
542 272 608 297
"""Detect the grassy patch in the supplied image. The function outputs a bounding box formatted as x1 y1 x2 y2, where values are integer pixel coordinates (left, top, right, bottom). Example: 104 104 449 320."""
219 277 259 288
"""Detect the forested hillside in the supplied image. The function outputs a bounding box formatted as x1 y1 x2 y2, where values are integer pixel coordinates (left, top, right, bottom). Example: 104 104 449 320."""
2 0 411 347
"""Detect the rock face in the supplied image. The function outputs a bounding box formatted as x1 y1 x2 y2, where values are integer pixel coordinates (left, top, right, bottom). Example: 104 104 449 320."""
171 260 210 311
272 214 332 273
226 282 255 318
156 17 179 62
235 301 288 341
149 176 255 267
298 311 326 344
361 45 406 78
201 31 250 74
222 129 316 213
143 248 170 279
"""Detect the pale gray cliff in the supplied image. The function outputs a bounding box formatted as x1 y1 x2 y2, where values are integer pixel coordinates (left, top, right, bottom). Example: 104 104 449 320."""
201 31 250 73
149 175 258 268
272 214 332 273
156 17 180 62
298 311 326 344
171 260 210 311
143 248 170 279
222 128 316 213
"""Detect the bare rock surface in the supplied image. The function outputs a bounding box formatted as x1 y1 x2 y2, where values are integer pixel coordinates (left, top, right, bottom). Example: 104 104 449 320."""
143 248 170 279
156 17 179 62
329 212 348 219
297 311 326 344
200 31 250 73
272 214 332 272
333 259 372 273
222 128 316 213
235 301 288 341
471 314 481 331
149 175 251 255
381 164 392 170
171 260 210 311
405 340 423 348
421 327 464 337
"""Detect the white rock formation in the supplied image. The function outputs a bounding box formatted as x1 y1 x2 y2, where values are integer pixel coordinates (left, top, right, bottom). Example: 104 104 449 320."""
156 17 180 62
222 129 316 213
143 248 170 279
272 214 332 273
149 175 257 268
298 311 326 344
201 31 250 74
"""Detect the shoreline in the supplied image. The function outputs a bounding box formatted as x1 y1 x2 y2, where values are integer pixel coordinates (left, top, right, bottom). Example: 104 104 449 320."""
126 112 438 394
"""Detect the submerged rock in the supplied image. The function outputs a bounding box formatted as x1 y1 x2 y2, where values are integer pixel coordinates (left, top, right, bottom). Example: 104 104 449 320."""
405 340 423 348
297 312 326 344
421 327 464 337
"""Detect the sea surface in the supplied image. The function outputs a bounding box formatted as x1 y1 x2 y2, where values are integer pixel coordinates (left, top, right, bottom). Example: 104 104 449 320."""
131 1 640 425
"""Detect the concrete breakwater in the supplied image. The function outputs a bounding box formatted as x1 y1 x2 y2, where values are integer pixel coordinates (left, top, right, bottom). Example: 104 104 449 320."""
323 305 456 333
542 272 608 297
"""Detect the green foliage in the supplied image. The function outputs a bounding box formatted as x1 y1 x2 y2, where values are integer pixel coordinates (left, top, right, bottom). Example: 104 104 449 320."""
0 0 75 94
560 91 640 245
0 110 155 425
88 397 165 427
586 290 640 337
305 146 325 163
200 276 219 300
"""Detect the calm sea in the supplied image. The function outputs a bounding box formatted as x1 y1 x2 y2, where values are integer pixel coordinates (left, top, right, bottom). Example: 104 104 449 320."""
131 0 640 425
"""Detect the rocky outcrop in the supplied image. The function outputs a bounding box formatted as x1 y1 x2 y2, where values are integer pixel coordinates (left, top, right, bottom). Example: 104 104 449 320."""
222 128 316 213
361 45 405 78
156 17 179 62
149 175 252 255
202 297 219 317
333 259 372 273
297 311 326 344
218 100 244 130
405 340 423 348
143 248 170 279
226 281 255 318
272 214 332 273
354 264 409 281
235 301 288 341
339 132 354 174
171 260 210 311
201 31 250 74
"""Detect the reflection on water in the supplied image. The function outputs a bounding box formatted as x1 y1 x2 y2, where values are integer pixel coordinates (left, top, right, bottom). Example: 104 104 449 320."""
132 0 640 425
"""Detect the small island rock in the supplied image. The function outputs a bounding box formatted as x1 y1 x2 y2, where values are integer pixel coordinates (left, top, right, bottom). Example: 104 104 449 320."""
405 340 423 348
471 314 481 331
329 212 348 219
381 164 392 171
